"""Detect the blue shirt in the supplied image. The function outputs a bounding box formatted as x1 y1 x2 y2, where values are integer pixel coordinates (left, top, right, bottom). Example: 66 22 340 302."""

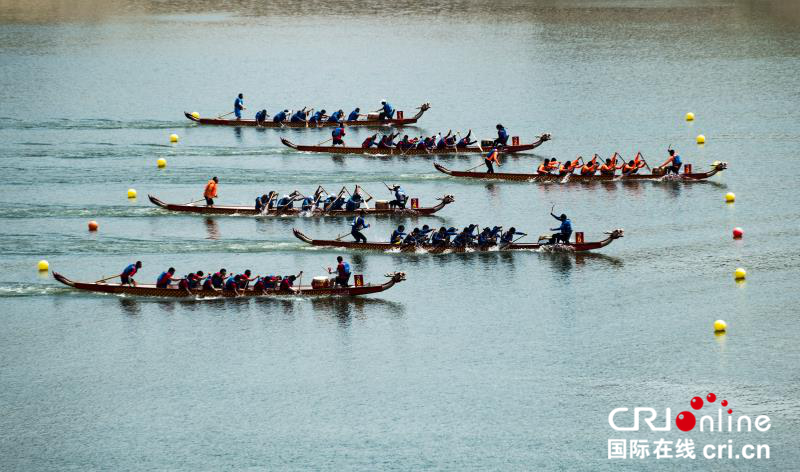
328 111 343 122
383 102 393 115
498 128 508 140
559 219 572 235
394 187 406 201
234 97 244 111
122 264 137 276
290 111 306 122
673 154 682 166
390 230 406 243
225 277 238 290
332 127 345 138
352 216 369 230
273 111 287 122
310 111 323 122
347 110 360 121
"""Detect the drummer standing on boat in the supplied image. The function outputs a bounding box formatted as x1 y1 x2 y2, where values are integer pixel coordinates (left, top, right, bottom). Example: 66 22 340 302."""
234 93 245 120
351 210 370 243
204 176 218 207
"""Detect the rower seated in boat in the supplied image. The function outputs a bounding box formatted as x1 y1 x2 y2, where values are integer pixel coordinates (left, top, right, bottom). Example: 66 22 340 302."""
478 227 494 246
255 194 269 212
237 270 256 289
119 261 142 286
179 271 205 293
377 133 397 148
328 109 344 123
207 268 227 289
581 155 599 175
324 195 346 211
537 158 552 175
484 147 500 174
621 159 645 175
362 133 378 148
347 107 362 121
547 159 560 173
599 158 621 176
290 107 309 123
388 185 407 208
301 195 315 211
436 131 453 149
276 194 295 210
548 211 572 244
431 227 449 246
331 125 346 146
658 149 683 174
501 227 526 244
345 192 364 211
156 267 177 288
397 135 414 150
457 130 477 147
390 225 406 244
351 210 370 243
403 228 422 245
328 256 351 287
419 224 433 242
224 274 241 295
279 272 302 292
272 109 289 123
255 109 268 125
309 109 327 125
375 100 395 120
494 124 509 147
253 275 268 294
559 157 582 176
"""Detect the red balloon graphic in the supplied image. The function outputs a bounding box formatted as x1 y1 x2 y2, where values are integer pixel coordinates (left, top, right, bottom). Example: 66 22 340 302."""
707 393 716 403
676 411 696 432
691 396 704 410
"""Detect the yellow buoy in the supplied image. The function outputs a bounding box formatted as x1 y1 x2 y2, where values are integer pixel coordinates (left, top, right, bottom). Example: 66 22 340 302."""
714 319 727 332
696 134 705 144
37 260 49 271
157 158 167 168
734 268 746 280
685 112 695 121
127 188 137 199
191 112 200 120
170 133 179 143
725 192 735 203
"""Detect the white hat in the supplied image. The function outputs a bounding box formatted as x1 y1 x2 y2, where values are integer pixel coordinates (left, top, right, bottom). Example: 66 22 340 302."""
380 99 386 104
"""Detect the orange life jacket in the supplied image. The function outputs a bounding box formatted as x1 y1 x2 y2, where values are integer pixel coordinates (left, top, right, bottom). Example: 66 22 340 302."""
204 180 217 198
547 160 560 171
537 164 549 175
485 149 500 165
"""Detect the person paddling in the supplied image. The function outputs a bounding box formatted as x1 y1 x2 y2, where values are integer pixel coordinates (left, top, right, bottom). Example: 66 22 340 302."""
234 93 245 120
351 210 370 243
501 227 527 244
548 208 572 244
156 267 177 289
457 130 476 147
362 133 379 148
309 109 327 125
537 158 552 175
390 225 406 244
120 261 142 286
272 109 289 123
581 155 599 175
204 176 218 207
484 147 500 173
328 109 344 123
347 107 362 121
279 272 303 292
290 107 310 123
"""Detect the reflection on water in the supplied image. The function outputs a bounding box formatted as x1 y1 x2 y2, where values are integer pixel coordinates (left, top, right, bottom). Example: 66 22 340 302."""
204 217 220 240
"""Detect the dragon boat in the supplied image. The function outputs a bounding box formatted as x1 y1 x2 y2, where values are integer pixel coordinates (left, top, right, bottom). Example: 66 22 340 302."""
434 162 727 182
148 194 454 217
292 228 623 254
280 133 551 156
184 104 430 128
53 272 405 298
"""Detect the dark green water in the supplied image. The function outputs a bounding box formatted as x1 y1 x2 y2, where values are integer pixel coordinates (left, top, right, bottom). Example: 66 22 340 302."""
1 1 799 470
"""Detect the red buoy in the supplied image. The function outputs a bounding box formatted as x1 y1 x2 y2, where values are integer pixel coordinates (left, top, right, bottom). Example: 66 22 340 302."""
732 227 743 239
88 220 99 231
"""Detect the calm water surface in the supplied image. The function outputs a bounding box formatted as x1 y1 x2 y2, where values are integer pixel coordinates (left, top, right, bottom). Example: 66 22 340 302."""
1 1 799 470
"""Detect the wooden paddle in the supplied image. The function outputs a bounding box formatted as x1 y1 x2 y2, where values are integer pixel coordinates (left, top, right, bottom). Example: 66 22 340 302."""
95 274 120 283
216 111 234 119
184 198 205 206
317 137 333 146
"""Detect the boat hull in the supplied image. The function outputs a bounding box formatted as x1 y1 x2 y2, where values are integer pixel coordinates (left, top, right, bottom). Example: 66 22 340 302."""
434 162 727 182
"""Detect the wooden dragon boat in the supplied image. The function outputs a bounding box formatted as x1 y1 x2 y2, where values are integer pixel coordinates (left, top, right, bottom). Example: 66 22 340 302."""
434 162 727 182
148 194 455 217
53 271 405 298
292 228 623 253
184 104 430 128
280 133 551 156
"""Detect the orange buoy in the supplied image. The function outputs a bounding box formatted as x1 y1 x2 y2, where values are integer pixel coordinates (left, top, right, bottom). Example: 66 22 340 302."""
88 220 99 231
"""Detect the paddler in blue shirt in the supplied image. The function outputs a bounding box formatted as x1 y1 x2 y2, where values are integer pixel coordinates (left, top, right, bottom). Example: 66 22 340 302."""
328 109 344 123
290 107 310 123
347 108 361 121
309 109 327 125
390 225 406 244
234 93 245 119
457 130 476 147
272 109 289 123
501 227 526 244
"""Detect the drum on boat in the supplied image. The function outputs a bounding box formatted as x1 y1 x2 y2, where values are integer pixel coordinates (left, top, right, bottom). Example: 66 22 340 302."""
367 112 381 120
375 200 389 210
312 276 331 288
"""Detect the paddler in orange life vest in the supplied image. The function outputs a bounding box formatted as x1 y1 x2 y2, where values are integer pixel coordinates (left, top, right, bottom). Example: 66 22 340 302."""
581 155 600 175
599 154 623 176
622 152 647 175
559 156 583 176
484 147 500 173
204 176 218 206
331 124 346 146
537 158 552 175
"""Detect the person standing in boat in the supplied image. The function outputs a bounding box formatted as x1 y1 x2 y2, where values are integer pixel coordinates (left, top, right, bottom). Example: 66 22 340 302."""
331 124 346 146
234 93 245 120
374 100 394 120
328 256 351 287
484 147 500 174
119 261 142 286
204 176 218 207
548 209 572 244
347 107 362 122
494 124 509 147
659 149 683 174
351 210 370 243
